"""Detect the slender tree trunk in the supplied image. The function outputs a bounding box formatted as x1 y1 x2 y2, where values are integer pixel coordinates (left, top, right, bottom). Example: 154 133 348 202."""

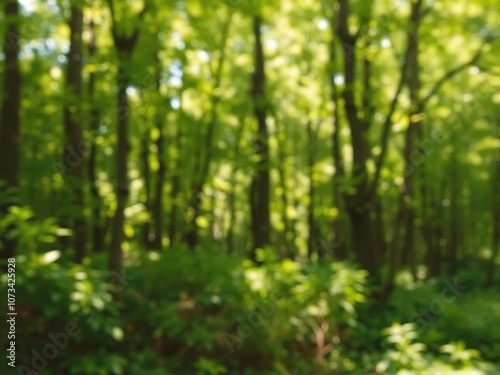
226 114 246 253
387 0 477 282
140 131 152 247
64 3 86 263
0 0 21 260
168 96 186 246
152 62 165 250
419 149 439 277
335 0 380 276
374 198 387 258
449 151 460 274
422 182 439 277
107 40 138 298
249 15 271 262
328 38 346 259
486 116 500 286
106 0 147 292
397 117 418 278
363 36 387 264
289 164 300 259
185 15 231 248
306 120 319 259
435 181 447 275
168 129 182 245
108 61 130 279
275 114 291 259
87 20 105 253
386 0 423 288
331 122 346 259
226 183 237 253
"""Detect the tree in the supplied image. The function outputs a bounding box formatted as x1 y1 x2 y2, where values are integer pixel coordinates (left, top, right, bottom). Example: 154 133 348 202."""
249 14 271 262
106 0 149 291
486 114 500 286
0 0 21 260
184 11 232 248
63 0 86 262
333 0 384 276
87 19 105 253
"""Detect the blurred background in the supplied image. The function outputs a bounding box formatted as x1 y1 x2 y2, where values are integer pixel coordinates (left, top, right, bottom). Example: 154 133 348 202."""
1 0 500 374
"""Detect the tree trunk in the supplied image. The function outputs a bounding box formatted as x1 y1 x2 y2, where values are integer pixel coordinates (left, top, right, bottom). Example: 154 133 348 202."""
140 131 152 247
106 5 142 293
275 113 292 259
449 151 460 274
64 3 86 263
226 114 246 253
87 19 105 253
386 0 423 288
328 34 346 259
0 0 21 260
168 128 182 246
108 62 130 280
152 62 165 250
335 0 381 276
306 120 319 259
486 116 500 286
434 181 447 276
420 156 439 277
185 15 231 248
249 15 271 262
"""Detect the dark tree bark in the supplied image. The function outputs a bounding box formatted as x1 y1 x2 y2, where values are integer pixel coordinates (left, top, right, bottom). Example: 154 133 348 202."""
328 26 347 259
0 0 21 260
227 114 246 253
64 3 86 263
108 60 131 283
433 181 447 276
271 109 293 259
334 0 381 276
140 131 152 247
486 116 500 286
168 125 182 246
421 162 439 277
151 62 165 250
87 19 105 253
249 15 271 262
306 120 319 259
448 151 460 275
393 112 420 279
106 0 147 294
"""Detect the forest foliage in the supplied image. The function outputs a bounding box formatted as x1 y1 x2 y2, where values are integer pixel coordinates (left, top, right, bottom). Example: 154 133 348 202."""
0 0 500 373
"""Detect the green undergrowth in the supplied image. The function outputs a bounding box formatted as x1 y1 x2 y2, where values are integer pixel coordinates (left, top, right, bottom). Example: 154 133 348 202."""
1 245 499 374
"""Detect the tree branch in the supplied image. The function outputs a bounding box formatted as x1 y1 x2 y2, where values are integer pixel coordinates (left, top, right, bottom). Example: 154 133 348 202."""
420 45 485 107
476 65 500 75
107 0 151 52
369 36 412 197
106 0 117 38
139 0 153 20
